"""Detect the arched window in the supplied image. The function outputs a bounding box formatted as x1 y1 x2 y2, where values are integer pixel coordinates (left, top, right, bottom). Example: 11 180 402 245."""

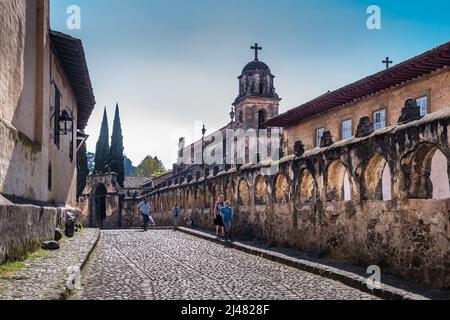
299 170 316 204
326 161 353 202
430 150 450 199
258 110 267 130
402 144 450 199
362 154 392 201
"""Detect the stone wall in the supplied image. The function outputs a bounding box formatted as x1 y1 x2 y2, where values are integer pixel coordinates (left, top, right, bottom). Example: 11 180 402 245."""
141 109 450 290
0 195 81 264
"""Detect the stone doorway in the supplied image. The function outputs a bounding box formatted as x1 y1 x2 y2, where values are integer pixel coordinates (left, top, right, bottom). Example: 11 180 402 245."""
91 184 107 228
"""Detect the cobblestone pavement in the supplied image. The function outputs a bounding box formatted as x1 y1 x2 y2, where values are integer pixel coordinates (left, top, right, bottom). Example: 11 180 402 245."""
0 229 99 300
71 230 379 300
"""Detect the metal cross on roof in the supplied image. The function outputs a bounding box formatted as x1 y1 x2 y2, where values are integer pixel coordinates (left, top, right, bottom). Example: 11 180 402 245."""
382 57 393 69
251 43 262 61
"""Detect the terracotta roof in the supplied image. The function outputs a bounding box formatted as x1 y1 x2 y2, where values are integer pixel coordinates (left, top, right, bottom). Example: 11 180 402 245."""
152 171 173 187
50 30 96 130
123 176 153 189
266 41 450 128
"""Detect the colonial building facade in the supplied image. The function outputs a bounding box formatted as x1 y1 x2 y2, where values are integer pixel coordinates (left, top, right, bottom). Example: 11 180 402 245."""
0 0 95 263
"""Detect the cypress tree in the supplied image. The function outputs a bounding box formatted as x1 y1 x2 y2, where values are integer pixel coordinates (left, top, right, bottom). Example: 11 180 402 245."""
94 108 110 173
76 140 89 198
110 103 125 187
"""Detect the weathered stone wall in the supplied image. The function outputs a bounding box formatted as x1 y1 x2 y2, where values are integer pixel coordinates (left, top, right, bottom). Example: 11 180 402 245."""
0 195 81 264
143 109 450 290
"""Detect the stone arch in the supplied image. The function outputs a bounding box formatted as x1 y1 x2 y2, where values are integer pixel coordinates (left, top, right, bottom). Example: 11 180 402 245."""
274 174 289 203
214 183 223 202
238 179 251 206
225 181 235 203
255 175 270 205
299 169 316 204
326 161 353 202
205 186 213 208
362 153 392 201
187 190 193 208
195 187 204 208
402 143 450 199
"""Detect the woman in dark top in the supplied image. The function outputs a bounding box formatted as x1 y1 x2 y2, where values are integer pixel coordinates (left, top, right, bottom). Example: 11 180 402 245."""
214 195 225 237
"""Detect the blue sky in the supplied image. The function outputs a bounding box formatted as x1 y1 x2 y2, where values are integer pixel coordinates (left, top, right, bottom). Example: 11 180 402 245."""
50 0 450 167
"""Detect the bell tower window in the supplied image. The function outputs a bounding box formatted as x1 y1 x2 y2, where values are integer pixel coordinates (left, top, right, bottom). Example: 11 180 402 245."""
258 110 267 129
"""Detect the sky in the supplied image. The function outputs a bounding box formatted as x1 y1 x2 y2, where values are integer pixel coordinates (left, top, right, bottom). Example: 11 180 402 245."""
50 0 450 168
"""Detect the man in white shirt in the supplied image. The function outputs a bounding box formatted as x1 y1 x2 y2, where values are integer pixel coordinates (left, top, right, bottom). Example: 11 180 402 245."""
138 198 151 231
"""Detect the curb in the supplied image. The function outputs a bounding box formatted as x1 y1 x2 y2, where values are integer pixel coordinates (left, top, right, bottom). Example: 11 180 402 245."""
177 227 428 301
63 229 100 299
80 229 100 271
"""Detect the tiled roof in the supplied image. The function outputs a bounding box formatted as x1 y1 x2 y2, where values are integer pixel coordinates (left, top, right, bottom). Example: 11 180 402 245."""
50 30 96 130
266 40 450 128
123 176 153 189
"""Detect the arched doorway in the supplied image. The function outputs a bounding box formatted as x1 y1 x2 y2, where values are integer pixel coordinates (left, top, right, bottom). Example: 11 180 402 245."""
91 184 107 228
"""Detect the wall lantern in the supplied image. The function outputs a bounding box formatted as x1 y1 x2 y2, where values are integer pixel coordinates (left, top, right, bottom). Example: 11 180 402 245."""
51 109 74 136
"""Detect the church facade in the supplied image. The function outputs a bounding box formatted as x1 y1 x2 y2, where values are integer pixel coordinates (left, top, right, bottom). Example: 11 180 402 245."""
168 44 282 187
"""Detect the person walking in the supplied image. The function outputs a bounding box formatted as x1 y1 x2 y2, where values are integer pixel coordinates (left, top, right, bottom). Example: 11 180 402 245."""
138 197 151 231
214 195 225 237
220 201 233 242
172 204 181 228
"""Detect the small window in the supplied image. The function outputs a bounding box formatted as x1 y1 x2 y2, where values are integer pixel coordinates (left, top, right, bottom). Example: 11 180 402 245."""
258 110 266 129
374 109 386 131
316 128 325 147
416 96 428 116
342 119 353 140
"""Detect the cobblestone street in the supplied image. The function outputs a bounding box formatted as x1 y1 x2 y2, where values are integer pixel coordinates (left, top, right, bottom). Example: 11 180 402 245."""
71 230 379 300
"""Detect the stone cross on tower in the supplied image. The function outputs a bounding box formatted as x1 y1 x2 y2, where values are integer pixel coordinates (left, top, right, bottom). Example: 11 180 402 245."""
251 43 262 61
382 57 393 69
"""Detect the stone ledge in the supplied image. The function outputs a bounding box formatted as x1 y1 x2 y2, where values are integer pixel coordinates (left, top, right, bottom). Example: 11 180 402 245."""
177 227 446 301
0 228 100 300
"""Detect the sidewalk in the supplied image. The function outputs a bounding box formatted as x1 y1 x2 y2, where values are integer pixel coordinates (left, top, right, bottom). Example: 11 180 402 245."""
178 226 450 300
0 228 99 300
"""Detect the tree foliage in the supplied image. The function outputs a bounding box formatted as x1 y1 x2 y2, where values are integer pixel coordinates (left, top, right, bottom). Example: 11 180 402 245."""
76 141 89 198
110 104 125 187
136 156 167 177
94 108 110 173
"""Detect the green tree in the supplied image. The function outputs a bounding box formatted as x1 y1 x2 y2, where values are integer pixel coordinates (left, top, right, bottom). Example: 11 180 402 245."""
136 156 167 177
94 108 110 173
76 141 89 198
110 103 125 187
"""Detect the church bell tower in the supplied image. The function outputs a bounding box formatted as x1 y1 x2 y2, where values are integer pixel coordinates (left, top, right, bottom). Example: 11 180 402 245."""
233 43 281 130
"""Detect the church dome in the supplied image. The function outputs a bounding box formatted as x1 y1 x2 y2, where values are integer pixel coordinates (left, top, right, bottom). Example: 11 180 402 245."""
242 60 270 74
